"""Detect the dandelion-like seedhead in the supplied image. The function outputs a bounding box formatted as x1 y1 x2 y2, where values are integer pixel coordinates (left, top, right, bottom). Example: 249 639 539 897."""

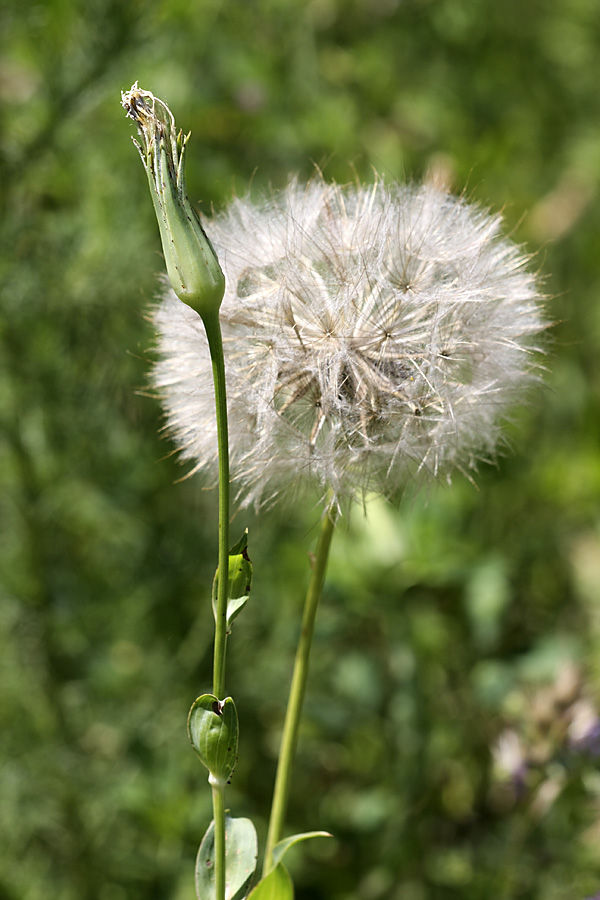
152 175 545 510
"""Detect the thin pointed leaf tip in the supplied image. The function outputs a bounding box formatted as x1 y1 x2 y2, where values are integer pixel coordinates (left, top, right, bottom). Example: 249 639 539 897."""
121 82 225 320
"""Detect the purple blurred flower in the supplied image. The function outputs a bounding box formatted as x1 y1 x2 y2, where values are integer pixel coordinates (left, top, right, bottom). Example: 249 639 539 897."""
493 730 528 794
569 699 600 757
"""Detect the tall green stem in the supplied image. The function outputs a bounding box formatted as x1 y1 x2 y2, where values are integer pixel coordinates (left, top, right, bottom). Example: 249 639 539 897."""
263 500 338 875
211 780 227 900
203 308 230 900
203 309 230 701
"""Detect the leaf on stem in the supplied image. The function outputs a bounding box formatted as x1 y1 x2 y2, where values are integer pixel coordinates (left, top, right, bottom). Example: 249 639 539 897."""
272 831 332 869
196 815 258 900
188 694 239 782
212 528 253 631
246 863 293 900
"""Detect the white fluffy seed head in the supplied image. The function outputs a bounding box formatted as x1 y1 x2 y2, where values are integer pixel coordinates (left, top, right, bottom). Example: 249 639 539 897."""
151 174 545 511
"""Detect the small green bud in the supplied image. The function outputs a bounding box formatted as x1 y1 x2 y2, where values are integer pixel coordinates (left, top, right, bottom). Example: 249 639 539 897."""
187 694 238 784
121 82 225 320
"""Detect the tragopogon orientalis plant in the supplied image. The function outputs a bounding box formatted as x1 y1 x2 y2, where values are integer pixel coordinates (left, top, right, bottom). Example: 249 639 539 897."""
122 81 545 899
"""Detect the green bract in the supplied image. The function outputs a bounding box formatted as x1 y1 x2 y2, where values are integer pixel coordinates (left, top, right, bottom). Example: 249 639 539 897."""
212 529 253 632
121 82 225 320
188 694 239 784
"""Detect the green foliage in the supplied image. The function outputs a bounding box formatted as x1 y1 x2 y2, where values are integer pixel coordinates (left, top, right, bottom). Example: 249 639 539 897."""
188 695 239 782
248 864 293 900
212 529 253 631
196 815 258 900
271 832 332 871
2 1 600 899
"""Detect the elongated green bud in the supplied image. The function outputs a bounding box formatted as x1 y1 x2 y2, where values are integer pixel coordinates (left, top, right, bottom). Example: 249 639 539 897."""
187 694 238 785
121 82 225 320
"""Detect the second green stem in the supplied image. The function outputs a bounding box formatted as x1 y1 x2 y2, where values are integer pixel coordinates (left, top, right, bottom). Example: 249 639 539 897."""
263 500 338 874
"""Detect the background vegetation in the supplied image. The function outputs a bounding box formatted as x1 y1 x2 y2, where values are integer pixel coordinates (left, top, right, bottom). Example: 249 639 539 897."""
2 0 600 898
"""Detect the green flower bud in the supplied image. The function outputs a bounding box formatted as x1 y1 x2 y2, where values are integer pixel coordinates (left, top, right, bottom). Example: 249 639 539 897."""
121 82 225 320
187 694 238 784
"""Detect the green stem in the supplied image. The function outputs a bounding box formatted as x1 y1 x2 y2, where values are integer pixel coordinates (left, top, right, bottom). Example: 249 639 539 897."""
203 309 230 701
263 499 338 875
211 780 227 900
203 308 230 900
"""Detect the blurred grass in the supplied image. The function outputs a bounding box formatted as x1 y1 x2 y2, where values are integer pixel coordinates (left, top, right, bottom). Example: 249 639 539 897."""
2 0 600 898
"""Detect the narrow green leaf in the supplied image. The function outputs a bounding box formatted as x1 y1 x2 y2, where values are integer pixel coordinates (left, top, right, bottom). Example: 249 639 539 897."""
272 831 332 869
212 529 253 630
196 815 258 900
246 863 293 900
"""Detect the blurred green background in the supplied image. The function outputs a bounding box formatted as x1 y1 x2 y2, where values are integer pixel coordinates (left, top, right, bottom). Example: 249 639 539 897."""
2 0 600 898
